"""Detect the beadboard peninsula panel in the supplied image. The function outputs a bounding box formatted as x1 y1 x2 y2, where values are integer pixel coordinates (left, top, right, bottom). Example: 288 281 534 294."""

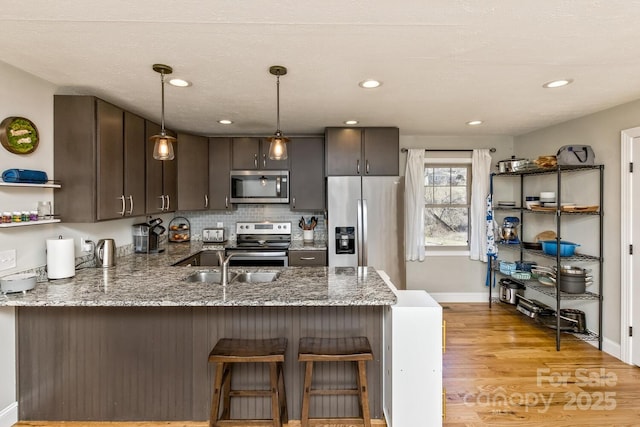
17 306 382 421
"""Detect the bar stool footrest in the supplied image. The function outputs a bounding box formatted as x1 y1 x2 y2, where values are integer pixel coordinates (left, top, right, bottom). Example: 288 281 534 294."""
310 389 360 396
306 418 369 426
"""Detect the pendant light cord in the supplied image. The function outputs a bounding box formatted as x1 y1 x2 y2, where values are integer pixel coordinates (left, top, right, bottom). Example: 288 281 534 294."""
275 74 281 133
160 71 166 135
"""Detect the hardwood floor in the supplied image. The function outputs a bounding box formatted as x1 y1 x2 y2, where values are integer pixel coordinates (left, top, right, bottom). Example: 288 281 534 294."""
443 303 640 427
15 302 640 427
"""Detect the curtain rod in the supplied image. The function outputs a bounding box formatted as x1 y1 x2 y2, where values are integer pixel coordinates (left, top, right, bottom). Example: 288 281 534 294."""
401 147 496 153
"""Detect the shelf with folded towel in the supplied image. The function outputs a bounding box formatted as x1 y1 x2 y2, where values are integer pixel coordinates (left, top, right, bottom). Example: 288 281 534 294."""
0 180 61 188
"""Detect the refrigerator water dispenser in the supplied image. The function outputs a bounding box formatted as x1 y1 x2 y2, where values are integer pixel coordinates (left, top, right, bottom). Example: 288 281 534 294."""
335 226 355 254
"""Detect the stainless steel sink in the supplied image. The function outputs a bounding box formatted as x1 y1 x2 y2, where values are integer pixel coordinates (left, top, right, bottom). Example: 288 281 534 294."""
183 270 279 283
183 270 235 283
234 272 280 283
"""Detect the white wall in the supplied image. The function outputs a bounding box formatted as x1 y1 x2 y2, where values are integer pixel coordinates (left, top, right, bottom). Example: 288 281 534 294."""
515 98 640 350
399 135 514 299
0 60 56 425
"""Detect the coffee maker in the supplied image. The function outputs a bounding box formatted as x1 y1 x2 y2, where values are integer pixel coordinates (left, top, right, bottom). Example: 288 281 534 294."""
133 218 165 253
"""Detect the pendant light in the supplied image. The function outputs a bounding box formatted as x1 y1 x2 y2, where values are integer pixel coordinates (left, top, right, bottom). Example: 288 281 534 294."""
150 64 176 160
267 65 289 160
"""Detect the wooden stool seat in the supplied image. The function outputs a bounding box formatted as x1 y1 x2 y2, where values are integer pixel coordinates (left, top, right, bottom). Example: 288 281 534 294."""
298 337 373 427
209 338 288 427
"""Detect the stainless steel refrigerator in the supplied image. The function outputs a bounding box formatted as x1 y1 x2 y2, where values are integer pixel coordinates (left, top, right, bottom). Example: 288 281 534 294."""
327 176 405 289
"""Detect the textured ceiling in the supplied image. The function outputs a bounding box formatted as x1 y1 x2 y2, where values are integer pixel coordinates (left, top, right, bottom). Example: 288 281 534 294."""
0 0 639 137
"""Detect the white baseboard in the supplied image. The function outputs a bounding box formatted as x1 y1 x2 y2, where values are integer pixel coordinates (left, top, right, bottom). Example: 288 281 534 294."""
430 292 489 303
0 402 17 427
602 336 621 361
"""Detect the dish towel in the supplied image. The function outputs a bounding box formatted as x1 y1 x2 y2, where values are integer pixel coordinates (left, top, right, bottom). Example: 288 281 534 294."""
2 168 48 184
485 193 498 287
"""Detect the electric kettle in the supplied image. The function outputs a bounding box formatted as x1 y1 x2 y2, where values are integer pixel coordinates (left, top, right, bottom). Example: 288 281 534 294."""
499 216 520 243
96 238 116 267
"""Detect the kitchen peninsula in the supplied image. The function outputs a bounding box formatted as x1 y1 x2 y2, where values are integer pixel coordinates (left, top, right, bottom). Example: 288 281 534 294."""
1 243 397 422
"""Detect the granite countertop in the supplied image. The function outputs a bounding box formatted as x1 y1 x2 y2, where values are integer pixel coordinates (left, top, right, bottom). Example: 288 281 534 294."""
0 241 395 307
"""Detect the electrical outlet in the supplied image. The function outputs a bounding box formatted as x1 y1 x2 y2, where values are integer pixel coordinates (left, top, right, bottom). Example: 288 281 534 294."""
216 222 223 228
0 249 17 271
81 237 93 252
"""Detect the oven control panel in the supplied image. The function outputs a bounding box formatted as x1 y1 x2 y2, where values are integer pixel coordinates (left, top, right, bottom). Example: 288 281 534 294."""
236 221 291 235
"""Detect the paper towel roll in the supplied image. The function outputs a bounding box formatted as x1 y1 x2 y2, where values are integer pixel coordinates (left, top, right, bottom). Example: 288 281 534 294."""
47 237 75 279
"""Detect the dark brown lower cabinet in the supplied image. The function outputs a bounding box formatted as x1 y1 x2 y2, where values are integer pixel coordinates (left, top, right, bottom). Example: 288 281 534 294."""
16 306 383 421
288 250 327 266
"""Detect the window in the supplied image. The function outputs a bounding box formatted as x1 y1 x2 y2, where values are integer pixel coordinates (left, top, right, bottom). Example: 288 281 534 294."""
424 158 471 251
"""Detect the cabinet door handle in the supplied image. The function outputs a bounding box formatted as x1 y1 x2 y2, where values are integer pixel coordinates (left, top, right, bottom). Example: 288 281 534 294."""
300 257 316 260
263 153 266 168
357 159 360 174
165 195 170 211
204 194 209 208
127 195 134 215
225 196 229 208
442 388 447 420
292 197 296 208
442 320 446 353
366 160 370 174
254 154 258 168
119 195 126 216
159 195 165 211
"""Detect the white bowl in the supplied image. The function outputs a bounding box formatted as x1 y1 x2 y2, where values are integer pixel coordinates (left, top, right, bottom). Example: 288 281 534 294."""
540 192 555 202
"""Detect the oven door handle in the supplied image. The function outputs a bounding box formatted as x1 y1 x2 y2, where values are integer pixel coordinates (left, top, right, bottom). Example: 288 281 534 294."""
225 251 288 257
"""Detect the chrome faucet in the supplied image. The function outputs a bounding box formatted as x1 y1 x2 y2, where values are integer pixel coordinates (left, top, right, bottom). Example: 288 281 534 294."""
217 252 237 286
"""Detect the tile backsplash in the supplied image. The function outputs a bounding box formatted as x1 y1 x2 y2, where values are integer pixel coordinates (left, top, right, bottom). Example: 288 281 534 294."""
175 204 326 241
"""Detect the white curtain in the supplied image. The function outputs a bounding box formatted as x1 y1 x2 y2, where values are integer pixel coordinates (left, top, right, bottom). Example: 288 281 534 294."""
404 148 425 261
469 149 493 261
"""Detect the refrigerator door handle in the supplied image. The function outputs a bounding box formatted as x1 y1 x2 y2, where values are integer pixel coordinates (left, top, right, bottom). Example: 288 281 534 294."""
357 199 363 266
362 199 368 265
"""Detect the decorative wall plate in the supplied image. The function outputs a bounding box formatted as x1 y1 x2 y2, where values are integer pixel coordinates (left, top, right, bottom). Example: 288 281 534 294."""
0 116 39 154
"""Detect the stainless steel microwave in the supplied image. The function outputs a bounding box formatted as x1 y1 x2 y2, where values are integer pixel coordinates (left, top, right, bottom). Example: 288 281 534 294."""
230 170 289 203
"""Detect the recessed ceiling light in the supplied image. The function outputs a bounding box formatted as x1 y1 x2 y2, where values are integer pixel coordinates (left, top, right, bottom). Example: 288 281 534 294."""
542 79 573 88
168 78 191 87
359 79 381 89
344 120 359 125
466 120 483 126
218 119 233 125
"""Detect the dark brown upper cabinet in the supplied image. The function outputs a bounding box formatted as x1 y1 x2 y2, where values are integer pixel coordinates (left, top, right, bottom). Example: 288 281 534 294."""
231 137 290 170
325 127 399 176
208 137 234 211
176 132 209 211
145 121 177 214
289 137 325 211
53 95 146 222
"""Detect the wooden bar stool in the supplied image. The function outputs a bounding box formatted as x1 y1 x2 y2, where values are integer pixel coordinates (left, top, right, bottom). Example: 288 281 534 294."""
298 336 373 427
208 337 288 427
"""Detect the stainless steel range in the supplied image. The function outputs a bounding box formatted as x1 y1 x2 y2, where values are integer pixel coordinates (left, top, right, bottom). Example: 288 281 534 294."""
225 221 291 267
